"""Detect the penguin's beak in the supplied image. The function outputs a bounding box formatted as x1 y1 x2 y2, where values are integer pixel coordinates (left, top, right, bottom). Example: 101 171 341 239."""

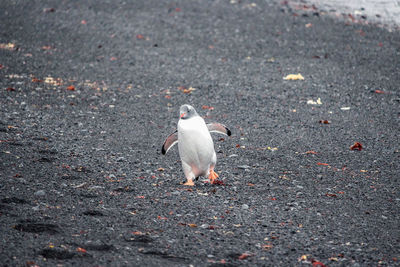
180 113 186 118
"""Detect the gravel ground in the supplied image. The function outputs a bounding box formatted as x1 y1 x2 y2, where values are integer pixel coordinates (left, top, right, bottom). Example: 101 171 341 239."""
304 0 400 27
0 0 399 266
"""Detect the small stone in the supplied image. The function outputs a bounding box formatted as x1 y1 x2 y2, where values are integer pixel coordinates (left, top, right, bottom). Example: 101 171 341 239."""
238 165 250 169
34 190 46 196
200 224 209 229
89 186 104 190
116 157 125 162
241 204 249 210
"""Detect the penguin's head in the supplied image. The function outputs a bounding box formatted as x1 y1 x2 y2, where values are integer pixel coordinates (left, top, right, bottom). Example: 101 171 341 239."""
179 104 198 120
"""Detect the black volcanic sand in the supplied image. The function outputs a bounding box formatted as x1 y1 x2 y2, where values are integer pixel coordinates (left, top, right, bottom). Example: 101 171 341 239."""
0 0 399 266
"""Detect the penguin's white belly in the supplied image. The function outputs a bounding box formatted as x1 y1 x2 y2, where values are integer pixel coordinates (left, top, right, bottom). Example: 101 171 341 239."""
178 117 215 177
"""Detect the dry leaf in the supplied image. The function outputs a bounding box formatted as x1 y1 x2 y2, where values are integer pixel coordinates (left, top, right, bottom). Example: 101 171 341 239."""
263 243 273 250
299 255 309 262
350 142 363 151
76 247 87 253
202 105 214 110
307 98 322 105
325 193 337 198
44 76 63 86
312 260 327 267
283 73 304 80
31 77 43 83
67 85 75 91
132 231 143 235
238 253 252 260
183 87 196 94
0 43 15 50
319 120 330 124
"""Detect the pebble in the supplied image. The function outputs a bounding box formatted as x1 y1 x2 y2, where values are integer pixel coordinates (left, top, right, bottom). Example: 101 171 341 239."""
238 165 250 169
116 157 125 162
34 190 46 196
241 204 249 210
200 224 209 229
89 186 104 190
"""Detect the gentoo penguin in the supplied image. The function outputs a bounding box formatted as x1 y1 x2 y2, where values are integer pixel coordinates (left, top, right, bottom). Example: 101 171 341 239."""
162 104 231 186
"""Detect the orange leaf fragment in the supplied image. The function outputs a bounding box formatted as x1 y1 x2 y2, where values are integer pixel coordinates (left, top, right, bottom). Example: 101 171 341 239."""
317 162 329 166
305 150 318 154
319 120 330 124
136 195 145 199
263 243 273 250
247 183 255 186
312 260 327 267
202 105 214 110
81 20 87 24
238 253 252 260
136 34 144 39
132 231 143 235
157 215 167 220
67 85 75 91
183 87 195 94
283 73 304 80
188 223 197 228
211 180 225 186
325 193 337 198
32 77 43 83
374 89 385 94
350 142 363 151
76 247 87 253
164 95 171 99
0 43 15 50
110 57 118 61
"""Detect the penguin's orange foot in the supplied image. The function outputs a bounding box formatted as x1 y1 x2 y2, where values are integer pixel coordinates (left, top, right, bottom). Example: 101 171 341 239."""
183 179 195 186
208 170 219 184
